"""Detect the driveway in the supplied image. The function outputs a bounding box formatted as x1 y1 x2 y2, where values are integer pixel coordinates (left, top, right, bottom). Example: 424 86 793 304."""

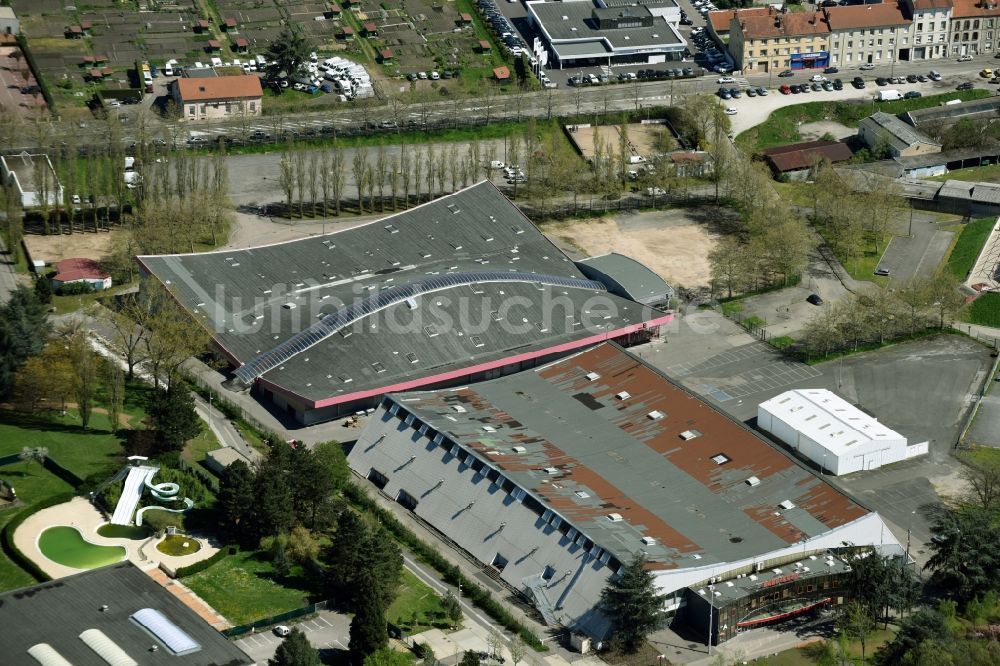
877 213 958 282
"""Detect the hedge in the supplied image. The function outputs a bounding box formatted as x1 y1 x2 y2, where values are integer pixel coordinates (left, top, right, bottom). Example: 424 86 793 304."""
344 485 547 651
14 34 54 111
1 492 76 584
175 544 238 577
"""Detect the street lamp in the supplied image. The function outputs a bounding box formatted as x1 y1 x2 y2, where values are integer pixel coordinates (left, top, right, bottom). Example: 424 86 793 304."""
707 584 715 655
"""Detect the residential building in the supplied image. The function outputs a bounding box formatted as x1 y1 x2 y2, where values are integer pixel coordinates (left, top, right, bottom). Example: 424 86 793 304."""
526 0 687 69
728 7 831 73
758 389 928 475
950 0 1000 55
138 182 673 425
0 6 19 35
171 75 263 120
859 111 942 157
760 139 854 180
708 8 769 45
902 0 952 59
0 561 253 665
0 152 64 208
825 3 913 67
52 258 112 292
347 342 902 643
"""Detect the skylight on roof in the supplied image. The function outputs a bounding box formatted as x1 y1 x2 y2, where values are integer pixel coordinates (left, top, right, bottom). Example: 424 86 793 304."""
607 513 623 522
746 476 761 487
575 490 590 499
711 453 730 465
79 628 138 666
779 500 796 510
543 466 559 475
641 536 656 546
452 405 467 413
483 425 496 432
372 362 386 373
616 391 631 401
680 429 702 440
647 410 666 420
585 371 600 381
131 608 202 656
512 445 526 453
27 644 74 666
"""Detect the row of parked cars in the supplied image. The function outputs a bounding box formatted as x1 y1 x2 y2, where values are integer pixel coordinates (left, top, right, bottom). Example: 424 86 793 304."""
691 28 734 73
476 0 527 57
717 86 768 99
569 66 698 87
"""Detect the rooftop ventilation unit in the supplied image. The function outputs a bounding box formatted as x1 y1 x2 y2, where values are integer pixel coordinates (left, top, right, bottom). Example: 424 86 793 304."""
779 500 796 510
641 536 656 546
543 466 559 475
452 405 467 413
616 391 631 401
482 425 497 432
575 490 590 498
680 430 702 440
585 371 601 381
512 445 526 453
711 453 730 465
746 476 761 487
647 410 666 420
607 512 624 522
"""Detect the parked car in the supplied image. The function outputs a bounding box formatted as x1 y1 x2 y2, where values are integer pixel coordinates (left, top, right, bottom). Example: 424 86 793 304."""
852 76 866 88
904 91 922 99
274 626 291 637
724 107 737 115
806 294 824 305
779 84 792 94
982 68 994 78
874 268 891 276
778 69 794 77
875 77 889 86
824 66 839 74
859 63 875 70
756 86 768 95
809 74 827 82
833 78 843 90
717 76 735 84
959 54 974 62
958 81 975 90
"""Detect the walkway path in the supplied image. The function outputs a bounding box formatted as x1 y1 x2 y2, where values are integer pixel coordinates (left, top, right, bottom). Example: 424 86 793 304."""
145 567 232 631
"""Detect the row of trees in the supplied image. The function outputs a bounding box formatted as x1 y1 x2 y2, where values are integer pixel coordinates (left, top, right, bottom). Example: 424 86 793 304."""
802 276 965 358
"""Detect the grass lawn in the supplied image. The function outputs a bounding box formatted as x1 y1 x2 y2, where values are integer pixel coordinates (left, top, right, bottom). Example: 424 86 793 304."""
946 217 995 280
0 462 76 591
183 550 315 625
761 626 898 665
0 410 124 480
156 534 202 556
963 292 1000 326
737 89 991 151
927 162 1000 183
182 423 222 465
387 569 448 633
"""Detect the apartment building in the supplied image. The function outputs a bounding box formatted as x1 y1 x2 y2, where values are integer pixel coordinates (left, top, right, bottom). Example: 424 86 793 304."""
950 0 1000 55
902 0 953 59
825 3 912 67
728 7 831 73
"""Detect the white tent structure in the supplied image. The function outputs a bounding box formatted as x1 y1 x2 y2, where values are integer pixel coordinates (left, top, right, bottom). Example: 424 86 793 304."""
757 389 928 476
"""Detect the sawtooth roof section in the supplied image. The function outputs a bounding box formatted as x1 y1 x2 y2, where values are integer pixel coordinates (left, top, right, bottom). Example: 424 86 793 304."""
138 181 667 405
389 342 870 569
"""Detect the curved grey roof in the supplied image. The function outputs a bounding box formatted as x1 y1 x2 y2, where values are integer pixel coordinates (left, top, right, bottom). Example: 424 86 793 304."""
576 252 673 305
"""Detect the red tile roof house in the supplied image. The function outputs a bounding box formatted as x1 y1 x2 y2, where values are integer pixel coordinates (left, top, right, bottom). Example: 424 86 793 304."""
52 258 111 292
172 75 263 120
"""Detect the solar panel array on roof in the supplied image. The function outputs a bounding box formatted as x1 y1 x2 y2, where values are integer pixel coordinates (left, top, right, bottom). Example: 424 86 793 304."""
131 608 201 656
233 270 606 384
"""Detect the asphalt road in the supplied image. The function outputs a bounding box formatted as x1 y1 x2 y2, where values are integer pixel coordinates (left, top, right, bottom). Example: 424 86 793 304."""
878 213 958 282
0 230 21 303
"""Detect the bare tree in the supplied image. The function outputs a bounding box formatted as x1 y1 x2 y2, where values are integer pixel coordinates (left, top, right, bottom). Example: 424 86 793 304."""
400 145 412 209
308 152 319 218
331 147 345 216
425 145 436 200
278 150 294 218
294 150 307 218
448 144 460 193
352 147 369 214
319 150 331 218
375 143 389 212
389 157 400 211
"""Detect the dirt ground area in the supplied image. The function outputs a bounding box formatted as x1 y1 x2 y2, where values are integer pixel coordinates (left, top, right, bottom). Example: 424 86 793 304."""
567 122 677 162
23 230 117 265
797 120 856 141
544 207 731 289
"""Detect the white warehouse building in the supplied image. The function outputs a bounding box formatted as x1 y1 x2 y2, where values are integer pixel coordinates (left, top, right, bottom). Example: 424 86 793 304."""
757 389 928 476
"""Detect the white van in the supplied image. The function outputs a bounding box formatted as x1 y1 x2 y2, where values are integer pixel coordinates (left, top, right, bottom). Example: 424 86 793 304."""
929 70 942 81
876 89 903 101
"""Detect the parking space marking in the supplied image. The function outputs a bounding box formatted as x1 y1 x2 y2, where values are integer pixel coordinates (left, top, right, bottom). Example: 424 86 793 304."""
666 342 773 377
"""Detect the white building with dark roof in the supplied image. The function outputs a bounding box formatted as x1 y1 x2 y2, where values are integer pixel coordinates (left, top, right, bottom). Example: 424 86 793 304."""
526 0 686 69
1 152 64 208
349 343 901 644
758 389 928 476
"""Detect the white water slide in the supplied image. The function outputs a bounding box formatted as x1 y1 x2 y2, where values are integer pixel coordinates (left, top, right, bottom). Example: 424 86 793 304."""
110 466 157 525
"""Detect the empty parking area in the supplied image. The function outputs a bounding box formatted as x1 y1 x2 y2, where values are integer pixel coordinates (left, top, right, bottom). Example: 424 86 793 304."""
234 612 350 664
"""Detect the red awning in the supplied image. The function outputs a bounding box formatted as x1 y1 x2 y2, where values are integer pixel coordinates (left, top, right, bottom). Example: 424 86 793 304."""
736 598 831 629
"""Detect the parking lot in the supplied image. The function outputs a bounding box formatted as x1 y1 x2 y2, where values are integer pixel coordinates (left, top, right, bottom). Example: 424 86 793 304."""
233 612 350 664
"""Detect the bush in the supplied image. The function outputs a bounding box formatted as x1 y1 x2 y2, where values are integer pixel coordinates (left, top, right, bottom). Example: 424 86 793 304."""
176 544 238 577
1 492 76 583
771 336 795 349
343 485 546 651
58 282 95 296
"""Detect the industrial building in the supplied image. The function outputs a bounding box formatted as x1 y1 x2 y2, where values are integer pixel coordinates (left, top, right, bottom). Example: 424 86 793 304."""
526 0 687 69
576 252 675 307
348 343 900 643
0 561 253 666
138 182 672 424
858 112 942 158
758 389 929 476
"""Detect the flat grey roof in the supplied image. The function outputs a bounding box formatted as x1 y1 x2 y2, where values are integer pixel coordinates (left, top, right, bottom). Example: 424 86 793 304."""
0 562 253 666
2 153 52 192
905 95 1000 127
698 550 852 606
139 181 664 405
529 0 684 51
387 343 871 569
577 252 674 304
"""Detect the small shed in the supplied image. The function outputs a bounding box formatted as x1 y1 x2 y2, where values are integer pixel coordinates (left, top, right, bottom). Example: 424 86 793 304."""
52 258 112 292
493 66 510 81
206 39 222 52
223 17 238 31
478 39 492 53
196 19 210 33
362 21 378 36
205 447 255 475
378 48 394 63
232 37 249 52
340 25 355 40
459 12 473 24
